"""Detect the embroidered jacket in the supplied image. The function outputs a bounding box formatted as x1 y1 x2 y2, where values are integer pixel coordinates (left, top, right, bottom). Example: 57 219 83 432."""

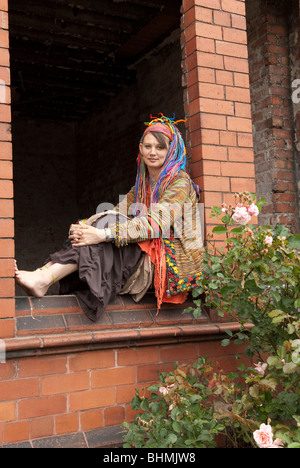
110 171 204 296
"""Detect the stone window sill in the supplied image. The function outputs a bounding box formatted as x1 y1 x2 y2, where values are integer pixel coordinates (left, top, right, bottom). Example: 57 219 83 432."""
2 292 244 359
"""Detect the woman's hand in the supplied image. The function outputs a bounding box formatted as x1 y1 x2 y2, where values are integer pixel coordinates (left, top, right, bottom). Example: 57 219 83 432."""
69 222 105 247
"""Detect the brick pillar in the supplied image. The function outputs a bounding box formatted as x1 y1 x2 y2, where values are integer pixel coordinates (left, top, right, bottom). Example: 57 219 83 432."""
0 0 15 338
181 0 256 238
247 0 299 232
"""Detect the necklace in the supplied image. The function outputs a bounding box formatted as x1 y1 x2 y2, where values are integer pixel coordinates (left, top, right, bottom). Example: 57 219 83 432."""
149 177 157 192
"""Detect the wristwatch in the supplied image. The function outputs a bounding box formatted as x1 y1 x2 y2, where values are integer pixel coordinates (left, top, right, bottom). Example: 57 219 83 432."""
104 227 112 241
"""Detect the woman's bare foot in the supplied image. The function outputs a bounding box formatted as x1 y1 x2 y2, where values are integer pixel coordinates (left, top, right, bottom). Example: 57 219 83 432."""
15 261 53 297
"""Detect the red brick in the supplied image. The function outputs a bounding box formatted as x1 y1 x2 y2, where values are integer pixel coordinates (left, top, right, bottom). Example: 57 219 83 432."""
237 132 253 147
231 14 247 30
223 27 248 45
220 130 237 146
201 160 221 175
0 104 10 123
216 70 233 85
91 366 136 388
30 416 54 440
228 146 254 162
199 129 220 145
0 360 15 381
0 141 12 159
216 41 248 58
193 51 224 70
213 10 231 26
200 97 234 115
193 0 220 9
0 179 13 197
19 395 67 419
3 421 30 444
0 298 14 318
41 372 90 395
231 177 256 193
201 144 228 160
0 258 14 276
0 278 14 297
104 406 125 426
221 0 245 15
224 56 249 73
55 413 79 435
0 30 8 49
199 83 225 100
0 378 39 401
197 66 216 83
221 161 255 177
195 22 223 40
19 355 67 378
0 123 11 142
69 349 115 371
0 48 9 67
227 116 252 132
160 343 199 362
117 346 159 366
234 72 250 88
200 113 227 130
69 388 115 412
202 175 230 191
0 1 8 12
235 102 251 118
0 160 12 179
80 408 103 431
0 317 15 337
0 401 15 423
226 86 250 102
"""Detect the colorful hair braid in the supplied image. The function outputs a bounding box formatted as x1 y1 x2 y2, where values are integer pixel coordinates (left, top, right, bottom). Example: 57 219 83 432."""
134 114 200 210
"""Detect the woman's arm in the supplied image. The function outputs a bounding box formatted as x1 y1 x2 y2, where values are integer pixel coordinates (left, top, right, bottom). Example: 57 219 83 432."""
109 174 191 247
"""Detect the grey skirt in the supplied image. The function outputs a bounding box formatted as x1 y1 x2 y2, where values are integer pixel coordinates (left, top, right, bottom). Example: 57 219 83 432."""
48 213 143 322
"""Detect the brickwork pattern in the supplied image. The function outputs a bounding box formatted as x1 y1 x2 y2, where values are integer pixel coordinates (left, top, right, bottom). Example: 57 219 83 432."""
0 0 15 338
181 0 255 239
247 0 300 231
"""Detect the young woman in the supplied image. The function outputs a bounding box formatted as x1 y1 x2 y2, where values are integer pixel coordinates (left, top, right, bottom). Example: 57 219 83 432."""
15 115 204 321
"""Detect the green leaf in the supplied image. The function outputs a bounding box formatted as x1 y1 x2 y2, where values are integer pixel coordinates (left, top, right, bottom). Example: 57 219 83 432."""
288 234 300 249
221 339 230 347
165 433 177 446
288 443 300 448
283 362 298 374
131 396 141 411
212 225 228 234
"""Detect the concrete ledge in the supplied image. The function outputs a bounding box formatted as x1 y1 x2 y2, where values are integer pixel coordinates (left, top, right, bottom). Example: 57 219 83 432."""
1 425 124 448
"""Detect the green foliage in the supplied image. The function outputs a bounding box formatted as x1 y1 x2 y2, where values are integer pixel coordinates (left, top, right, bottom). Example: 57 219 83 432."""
122 358 226 448
122 193 300 448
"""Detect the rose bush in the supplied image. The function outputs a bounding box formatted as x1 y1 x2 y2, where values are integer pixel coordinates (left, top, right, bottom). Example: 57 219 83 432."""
122 193 300 448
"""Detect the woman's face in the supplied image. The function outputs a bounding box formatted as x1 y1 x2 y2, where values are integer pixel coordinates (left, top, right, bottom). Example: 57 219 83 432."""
139 132 170 178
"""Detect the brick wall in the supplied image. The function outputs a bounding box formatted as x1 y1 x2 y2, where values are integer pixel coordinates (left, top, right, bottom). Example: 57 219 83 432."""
181 0 255 239
0 0 261 448
0 0 14 338
0 338 245 446
247 0 300 231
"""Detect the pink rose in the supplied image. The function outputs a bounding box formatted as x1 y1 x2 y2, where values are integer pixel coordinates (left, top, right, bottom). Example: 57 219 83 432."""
253 424 274 448
247 203 259 216
254 362 267 375
232 206 251 225
159 384 174 396
264 235 273 247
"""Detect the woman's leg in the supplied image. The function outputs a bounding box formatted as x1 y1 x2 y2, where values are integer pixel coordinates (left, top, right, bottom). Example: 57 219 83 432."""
15 261 78 298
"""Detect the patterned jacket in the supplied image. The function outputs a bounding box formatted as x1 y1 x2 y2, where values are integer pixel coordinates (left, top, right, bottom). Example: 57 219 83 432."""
110 171 204 296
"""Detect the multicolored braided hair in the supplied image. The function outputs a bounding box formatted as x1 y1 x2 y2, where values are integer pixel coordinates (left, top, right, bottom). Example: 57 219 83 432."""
134 114 200 208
